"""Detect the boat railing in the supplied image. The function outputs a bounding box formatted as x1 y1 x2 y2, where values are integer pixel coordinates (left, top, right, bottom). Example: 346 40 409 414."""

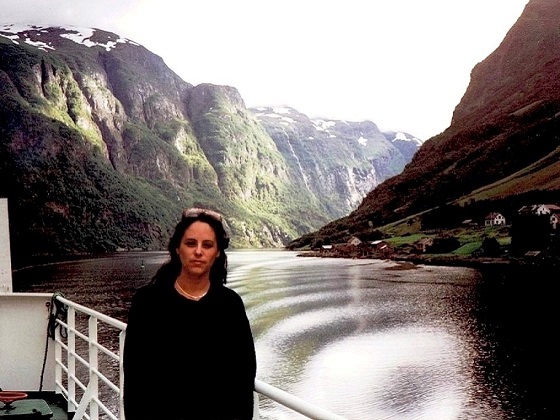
54 295 126 420
52 294 347 420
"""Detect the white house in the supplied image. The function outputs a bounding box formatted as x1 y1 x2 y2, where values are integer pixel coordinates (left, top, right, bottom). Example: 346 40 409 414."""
518 204 560 215
485 212 506 226
518 204 560 229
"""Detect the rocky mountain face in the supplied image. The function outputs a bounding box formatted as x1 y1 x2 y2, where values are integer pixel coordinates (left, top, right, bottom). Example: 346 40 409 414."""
251 107 418 213
292 0 560 247
0 24 420 260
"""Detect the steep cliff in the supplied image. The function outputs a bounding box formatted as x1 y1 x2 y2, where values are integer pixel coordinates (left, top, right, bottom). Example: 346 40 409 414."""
292 0 560 247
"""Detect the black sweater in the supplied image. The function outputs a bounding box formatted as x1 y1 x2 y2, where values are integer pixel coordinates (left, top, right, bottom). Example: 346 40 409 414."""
123 281 257 420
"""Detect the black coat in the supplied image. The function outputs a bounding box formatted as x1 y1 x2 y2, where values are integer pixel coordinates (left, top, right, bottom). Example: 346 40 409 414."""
123 280 257 420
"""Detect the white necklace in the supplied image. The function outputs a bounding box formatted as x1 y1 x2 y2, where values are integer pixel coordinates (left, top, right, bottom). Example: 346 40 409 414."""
175 280 209 301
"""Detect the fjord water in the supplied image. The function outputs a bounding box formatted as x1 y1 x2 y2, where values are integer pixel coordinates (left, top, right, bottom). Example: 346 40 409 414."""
13 250 551 419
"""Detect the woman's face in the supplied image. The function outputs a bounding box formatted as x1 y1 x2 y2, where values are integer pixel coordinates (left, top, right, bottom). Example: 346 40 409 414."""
176 220 220 280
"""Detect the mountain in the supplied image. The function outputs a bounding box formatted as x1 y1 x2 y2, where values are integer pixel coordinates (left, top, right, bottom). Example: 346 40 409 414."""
0 24 420 261
289 0 560 248
250 106 422 213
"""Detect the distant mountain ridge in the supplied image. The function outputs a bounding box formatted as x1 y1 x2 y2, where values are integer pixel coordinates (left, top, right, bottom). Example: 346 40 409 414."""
0 23 420 260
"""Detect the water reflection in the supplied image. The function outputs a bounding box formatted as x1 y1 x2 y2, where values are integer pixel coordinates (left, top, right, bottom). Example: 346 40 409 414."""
472 266 554 420
297 329 465 419
233 254 498 419
12 250 550 419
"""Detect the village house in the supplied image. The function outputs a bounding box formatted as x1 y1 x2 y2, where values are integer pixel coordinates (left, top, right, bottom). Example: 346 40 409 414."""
485 212 506 226
370 239 388 250
518 204 560 231
518 204 560 216
415 237 434 253
369 240 393 257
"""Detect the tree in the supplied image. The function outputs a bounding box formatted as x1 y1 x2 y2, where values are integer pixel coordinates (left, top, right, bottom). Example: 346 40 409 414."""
481 237 501 256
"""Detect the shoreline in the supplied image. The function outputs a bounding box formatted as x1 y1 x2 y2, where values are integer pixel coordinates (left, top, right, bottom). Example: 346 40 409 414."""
296 250 551 271
388 254 512 269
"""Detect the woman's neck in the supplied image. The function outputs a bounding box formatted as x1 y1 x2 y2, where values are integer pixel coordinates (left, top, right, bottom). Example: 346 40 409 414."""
175 275 210 300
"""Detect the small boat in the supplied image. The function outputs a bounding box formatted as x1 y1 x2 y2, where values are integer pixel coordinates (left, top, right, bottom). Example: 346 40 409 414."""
0 199 345 420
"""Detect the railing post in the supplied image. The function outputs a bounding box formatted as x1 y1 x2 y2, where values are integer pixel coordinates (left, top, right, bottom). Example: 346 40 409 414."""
54 313 62 396
89 315 99 420
67 306 77 413
119 329 126 420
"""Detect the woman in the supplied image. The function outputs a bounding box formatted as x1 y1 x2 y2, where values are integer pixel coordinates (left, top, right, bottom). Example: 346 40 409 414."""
123 208 257 420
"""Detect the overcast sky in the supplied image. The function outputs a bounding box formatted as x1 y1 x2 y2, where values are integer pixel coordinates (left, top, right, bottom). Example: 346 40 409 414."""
0 0 531 139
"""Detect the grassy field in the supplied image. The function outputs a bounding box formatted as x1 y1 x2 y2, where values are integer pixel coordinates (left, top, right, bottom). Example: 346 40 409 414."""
383 224 512 257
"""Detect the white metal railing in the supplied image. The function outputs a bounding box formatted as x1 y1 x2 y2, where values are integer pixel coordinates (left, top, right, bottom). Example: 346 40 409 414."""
53 295 126 420
52 295 347 420
254 379 346 420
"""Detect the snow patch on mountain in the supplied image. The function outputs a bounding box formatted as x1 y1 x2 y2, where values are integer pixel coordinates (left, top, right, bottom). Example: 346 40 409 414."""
0 23 137 52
